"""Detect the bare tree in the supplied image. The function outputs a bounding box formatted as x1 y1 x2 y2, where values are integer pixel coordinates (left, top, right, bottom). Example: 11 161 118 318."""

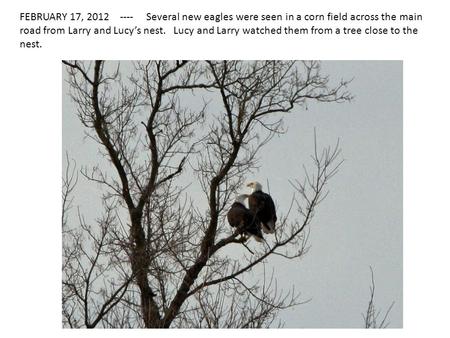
62 60 351 328
363 267 395 328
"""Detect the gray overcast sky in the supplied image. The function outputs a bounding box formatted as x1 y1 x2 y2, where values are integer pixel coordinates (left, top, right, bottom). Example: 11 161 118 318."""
62 61 402 328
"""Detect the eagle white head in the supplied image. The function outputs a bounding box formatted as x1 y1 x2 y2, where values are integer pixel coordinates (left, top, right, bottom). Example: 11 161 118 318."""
246 181 262 193
234 194 249 206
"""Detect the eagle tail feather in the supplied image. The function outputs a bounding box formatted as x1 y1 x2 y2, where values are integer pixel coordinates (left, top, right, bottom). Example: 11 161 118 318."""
265 221 275 234
252 234 263 242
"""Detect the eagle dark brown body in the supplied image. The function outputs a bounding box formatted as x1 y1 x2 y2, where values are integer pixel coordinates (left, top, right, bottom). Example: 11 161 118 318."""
227 199 263 242
247 182 277 234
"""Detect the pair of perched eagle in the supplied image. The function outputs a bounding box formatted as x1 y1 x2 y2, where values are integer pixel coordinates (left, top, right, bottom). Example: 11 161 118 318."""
227 181 277 242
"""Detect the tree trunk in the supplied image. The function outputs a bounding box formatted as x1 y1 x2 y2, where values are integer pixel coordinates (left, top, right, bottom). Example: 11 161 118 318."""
129 208 161 327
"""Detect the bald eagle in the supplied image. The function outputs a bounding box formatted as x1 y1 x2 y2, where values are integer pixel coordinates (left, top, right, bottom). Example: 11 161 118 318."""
227 194 263 242
247 181 277 234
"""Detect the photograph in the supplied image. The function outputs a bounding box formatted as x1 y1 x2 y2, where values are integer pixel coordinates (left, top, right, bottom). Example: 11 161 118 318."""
61 60 402 328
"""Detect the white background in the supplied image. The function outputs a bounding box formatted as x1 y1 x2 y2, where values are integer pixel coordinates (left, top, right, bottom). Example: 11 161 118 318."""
1 0 449 336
